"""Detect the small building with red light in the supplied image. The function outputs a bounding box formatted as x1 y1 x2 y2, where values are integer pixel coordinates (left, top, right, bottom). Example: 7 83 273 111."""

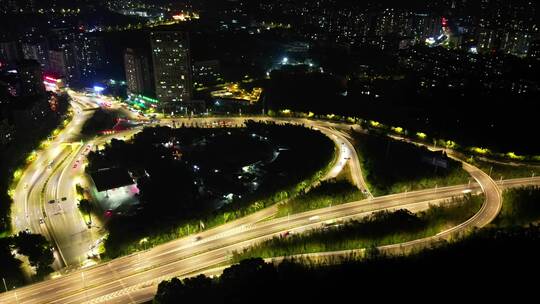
89 168 140 211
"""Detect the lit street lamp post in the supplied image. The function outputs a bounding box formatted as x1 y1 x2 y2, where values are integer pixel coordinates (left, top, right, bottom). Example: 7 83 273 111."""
2 277 7 293
140 237 149 251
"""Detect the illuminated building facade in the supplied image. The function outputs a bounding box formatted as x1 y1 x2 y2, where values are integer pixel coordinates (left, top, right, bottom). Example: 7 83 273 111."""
124 48 153 96
150 30 192 104
17 59 45 97
48 43 79 85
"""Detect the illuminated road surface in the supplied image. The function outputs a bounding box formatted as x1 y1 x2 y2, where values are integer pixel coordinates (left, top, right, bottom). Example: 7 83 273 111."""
2 175 538 303
4 102 535 303
10 92 142 270
9 107 358 270
11 97 95 270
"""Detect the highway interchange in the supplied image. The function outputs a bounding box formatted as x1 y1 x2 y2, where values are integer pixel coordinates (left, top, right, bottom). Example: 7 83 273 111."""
1 91 540 303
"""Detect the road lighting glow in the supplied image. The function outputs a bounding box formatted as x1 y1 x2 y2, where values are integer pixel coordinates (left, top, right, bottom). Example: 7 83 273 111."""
93 86 105 94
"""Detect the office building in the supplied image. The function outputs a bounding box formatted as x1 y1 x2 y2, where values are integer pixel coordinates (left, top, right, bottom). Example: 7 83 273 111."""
22 39 49 69
76 34 106 81
0 40 20 65
150 30 192 104
124 48 153 95
17 59 45 97
48 43 80 85
193 60 221 86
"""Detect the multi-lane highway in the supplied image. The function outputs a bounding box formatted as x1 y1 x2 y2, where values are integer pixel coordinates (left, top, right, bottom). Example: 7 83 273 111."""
10 96 97 270
10 91 149 271
2 93 538 303
1 175 538 304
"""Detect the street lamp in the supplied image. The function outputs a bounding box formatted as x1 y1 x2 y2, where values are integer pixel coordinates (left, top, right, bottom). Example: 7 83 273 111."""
139 237 149 250
2 277 7 293
93 85 105 95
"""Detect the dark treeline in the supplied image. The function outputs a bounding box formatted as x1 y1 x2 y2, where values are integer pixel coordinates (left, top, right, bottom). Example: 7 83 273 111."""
81 108 120 136
264 51 540 155
0 95 69 232
496 186 540 227
352 132 468 195
0 232 54 291
155 225 540 303
92 122 334 258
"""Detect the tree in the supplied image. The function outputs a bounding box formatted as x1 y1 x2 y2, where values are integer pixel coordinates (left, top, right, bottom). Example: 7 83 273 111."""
75 184 85 197
0 238 24 288
11 232 54 278
79 199 93 226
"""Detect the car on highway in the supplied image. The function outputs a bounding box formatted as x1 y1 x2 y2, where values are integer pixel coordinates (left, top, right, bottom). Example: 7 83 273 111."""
61 197 67 201
39 218 45 224
193 236 202 242
48 200 55 204
73 159 81 169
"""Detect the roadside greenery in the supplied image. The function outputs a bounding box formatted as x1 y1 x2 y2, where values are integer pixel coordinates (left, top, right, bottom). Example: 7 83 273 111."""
233 194 483 261
98 122 336 258
470 158 539 181
495 187 540 227
80 108 120 136
353 132 469 196
0 232 55 292
270 106 540 162
78 199 93 225
276 179 364 217
154 225 540 303
0 94 70 233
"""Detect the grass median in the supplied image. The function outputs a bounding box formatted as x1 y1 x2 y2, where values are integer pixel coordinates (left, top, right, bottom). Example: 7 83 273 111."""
276 179 364 218
352 132 470 196
233 194 483 261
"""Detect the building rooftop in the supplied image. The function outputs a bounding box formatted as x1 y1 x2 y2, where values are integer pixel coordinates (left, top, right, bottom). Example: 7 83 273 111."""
91 168 135 192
